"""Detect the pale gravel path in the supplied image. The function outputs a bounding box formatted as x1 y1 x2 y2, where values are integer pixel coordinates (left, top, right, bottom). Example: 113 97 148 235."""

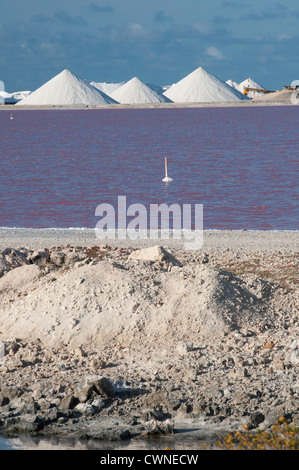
0 228 297 254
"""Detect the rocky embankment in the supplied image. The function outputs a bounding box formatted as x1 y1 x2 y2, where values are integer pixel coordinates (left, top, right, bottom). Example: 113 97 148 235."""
0 243 298 446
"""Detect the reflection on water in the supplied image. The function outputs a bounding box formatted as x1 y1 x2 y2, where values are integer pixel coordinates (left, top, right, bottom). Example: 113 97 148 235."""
0 434 215 451
0 436 23 450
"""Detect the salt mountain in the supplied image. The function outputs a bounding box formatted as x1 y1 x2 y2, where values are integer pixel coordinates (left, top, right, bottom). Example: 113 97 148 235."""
17 69 118 106
110 77 173 104
90 81 126 96
226 79 240 90
236 78 265 98
0 90 31 104
163 66 248 103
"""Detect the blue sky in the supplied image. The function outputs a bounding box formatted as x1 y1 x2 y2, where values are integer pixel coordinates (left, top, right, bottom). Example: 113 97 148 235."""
1 0 298 92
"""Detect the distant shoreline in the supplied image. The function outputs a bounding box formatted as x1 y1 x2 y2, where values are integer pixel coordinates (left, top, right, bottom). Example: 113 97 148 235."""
0 98 296 111
0 227 297 253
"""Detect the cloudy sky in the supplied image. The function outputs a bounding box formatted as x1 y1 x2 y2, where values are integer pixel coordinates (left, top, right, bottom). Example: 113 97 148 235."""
1 0 298 92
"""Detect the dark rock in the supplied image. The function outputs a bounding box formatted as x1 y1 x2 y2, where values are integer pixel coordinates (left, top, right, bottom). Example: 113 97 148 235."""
28 250 50 267
250 411 265 426
50 251 65 267
59 395 79 410
75 376 115 403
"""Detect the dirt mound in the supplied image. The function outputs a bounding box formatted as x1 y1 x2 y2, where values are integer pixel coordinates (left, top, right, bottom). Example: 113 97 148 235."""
252 89 293 104
0 264 42 293
0 247 278 350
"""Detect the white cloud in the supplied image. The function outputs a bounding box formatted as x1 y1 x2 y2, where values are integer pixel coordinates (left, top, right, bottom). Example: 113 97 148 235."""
128 22 147 38
276 33 292 41
192 22 214 35
204 46 225 60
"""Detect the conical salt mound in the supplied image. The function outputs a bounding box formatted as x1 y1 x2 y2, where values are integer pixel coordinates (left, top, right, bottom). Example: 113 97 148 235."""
90 81 126 96
163 66 248 103
110 77 173 104
237 78 265 98
17 69 118 106
237 78 264 92
226 79 239 90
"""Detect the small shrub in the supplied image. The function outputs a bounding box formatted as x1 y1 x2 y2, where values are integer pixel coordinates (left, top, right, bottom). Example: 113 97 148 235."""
216 418 298 450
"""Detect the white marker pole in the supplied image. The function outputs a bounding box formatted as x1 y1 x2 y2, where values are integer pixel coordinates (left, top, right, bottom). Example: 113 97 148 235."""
162 157 173 182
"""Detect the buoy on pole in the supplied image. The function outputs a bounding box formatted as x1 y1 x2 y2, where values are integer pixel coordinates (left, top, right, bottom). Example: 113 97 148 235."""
10 113 13 120
162 157 173 182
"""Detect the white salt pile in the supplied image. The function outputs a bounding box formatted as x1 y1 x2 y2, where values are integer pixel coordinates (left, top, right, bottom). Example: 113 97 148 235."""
226 79 239 90
163 66 248 103
0 91 17 104
17 69 119 106
90 81 126 96
110 76 173 104
237 78 265 98
0 90 31 104
146 82 167 95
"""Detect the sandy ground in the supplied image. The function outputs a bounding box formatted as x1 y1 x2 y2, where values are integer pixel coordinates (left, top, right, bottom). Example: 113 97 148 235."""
0 227 297 252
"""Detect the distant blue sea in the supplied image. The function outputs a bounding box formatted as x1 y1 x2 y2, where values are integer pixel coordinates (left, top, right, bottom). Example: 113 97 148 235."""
0 106 298 230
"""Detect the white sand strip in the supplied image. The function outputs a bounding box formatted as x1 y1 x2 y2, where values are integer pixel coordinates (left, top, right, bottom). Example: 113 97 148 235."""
0 228 297 253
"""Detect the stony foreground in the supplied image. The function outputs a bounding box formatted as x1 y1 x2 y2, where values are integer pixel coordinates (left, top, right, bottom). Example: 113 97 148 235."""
0 239 298 447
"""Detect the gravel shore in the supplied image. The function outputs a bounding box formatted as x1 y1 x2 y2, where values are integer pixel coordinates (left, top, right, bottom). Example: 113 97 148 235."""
0 227 297 252
0 229 298 448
